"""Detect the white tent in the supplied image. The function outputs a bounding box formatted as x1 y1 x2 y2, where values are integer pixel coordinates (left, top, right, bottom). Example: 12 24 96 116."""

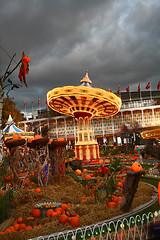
3 113 24 135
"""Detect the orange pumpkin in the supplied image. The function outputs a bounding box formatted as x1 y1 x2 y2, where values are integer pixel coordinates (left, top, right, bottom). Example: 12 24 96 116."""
117 182 123 188
14 223 19 231
55 207 62 214
57 138 65 142
108 202 116 208
35 188 41 193
117 233 125 239
1 190 5 195
99 159 103 164
51 211 58 217
84 175 92 180
131 162 142 172
26 226 32 230
46 209 54 217
32 209 41 217
75 169 82 175
13 134 21 139
17 217 23 224
9 226 15 232
59 214 69 224
19 223 26 231
117 196 122 202
70 216 80 227
61 204 68 211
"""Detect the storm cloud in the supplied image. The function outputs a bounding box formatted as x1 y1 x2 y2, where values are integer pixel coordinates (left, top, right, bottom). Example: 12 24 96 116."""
0 0 160 112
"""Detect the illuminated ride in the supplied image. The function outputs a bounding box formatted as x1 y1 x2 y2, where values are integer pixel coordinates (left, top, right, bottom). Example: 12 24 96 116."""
141 126 160 141
47 71 121 161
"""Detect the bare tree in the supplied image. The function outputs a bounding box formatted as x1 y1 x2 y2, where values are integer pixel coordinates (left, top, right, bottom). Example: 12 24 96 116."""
0 54 22 162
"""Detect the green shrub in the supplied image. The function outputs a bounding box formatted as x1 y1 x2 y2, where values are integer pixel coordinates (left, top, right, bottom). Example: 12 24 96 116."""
0 188 13 224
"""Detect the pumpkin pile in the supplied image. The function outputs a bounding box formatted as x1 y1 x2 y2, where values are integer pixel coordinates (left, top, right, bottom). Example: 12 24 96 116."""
31 203 80 227
0 217 42 234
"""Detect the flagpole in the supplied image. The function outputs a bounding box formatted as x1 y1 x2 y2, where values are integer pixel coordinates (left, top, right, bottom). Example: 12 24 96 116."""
38 97 41 134
129 91 132 102
138 83 142 102
140 90 142 102
24 101 26 119
150 85 153 102
31 99 33 117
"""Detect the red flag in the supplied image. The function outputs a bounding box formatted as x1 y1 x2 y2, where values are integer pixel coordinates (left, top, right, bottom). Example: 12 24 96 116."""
31 99 33 106
109 88 112 92
24 101 26 109
45 96 48 105
117 86 120 95
157 81 160 90
145 82 150 90
38 97 40 107
126 86 130 92
138 83 140 92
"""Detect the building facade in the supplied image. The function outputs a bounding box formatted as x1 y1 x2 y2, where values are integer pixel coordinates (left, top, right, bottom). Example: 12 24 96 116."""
20 91 160 145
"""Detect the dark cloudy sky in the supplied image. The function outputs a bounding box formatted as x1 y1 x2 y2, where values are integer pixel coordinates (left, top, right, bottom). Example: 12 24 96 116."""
0 0 160 113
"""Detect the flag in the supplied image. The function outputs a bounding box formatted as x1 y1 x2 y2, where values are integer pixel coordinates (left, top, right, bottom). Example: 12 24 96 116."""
117 86 120 95
109 88 112 92
138 83 140 92
126 86 130 92
145 82 150 90
38 97 40 107
31 99 33 106
157 81 160 90
45 96 48 105
24 101 26 109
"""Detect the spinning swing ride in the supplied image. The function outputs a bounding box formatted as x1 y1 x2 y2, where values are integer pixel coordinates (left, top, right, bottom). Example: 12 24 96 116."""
47 71 121 161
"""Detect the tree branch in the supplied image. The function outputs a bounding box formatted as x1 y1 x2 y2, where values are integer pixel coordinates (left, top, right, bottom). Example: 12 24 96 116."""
2 54 22 85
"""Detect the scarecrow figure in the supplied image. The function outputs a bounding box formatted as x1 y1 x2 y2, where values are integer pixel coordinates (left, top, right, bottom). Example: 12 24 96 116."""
18 52 30 88
120 162 145 212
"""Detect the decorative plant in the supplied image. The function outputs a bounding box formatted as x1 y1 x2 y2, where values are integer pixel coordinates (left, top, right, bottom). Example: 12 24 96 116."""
104 157 123 199
0 187 13 224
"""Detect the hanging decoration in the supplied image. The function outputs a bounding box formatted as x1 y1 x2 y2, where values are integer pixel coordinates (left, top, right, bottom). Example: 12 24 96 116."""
18 52 30 88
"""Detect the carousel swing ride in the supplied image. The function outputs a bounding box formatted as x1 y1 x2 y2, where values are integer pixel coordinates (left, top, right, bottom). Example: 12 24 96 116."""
47 71 121 162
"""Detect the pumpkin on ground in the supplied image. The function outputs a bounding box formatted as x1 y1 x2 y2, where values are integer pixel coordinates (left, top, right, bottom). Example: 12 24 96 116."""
75 169 82 175
51 211 58 217
35 188 41 193
32 209 41 217
61 203 69 211
59 214 69 224
46 209 54 217
70 216 80 227
17 217 23 224
108 202 116 208
117 182 123 188
19 223 26 231
84 175 92 180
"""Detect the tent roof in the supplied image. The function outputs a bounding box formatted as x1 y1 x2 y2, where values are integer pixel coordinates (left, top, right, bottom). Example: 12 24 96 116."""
3 113 24 134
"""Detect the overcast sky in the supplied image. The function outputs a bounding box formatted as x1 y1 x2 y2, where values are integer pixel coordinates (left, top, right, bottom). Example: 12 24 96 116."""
0 0 160 113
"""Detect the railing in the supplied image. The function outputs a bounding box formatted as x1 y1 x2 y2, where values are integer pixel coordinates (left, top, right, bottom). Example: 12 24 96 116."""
29 211 160 240
121 100 154 110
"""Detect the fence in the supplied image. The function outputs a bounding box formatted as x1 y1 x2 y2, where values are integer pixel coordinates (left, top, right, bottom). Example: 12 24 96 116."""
29 210 160 240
